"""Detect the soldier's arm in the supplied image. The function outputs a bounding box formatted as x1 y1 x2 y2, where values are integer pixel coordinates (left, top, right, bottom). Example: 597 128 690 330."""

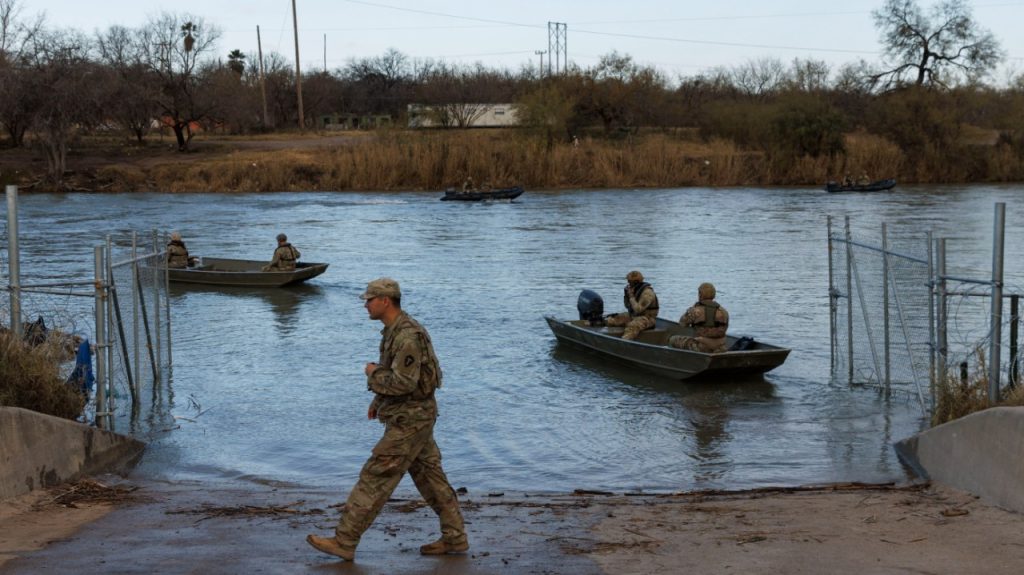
268 247 282 267
292 246 301 260
680 305 698 326
632 289 656 313
367 336 421 396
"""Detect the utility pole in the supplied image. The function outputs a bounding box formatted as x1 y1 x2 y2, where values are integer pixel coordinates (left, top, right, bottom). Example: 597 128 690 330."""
291 0 304 131
547 22 567 75
534 50 546 78
257 25 270 128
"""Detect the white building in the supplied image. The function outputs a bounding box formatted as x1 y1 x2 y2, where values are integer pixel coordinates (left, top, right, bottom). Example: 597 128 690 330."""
408 103 519 128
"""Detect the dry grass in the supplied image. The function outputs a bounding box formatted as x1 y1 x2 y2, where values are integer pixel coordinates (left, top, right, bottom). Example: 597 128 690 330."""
0 330 85 420
932 349 1024 426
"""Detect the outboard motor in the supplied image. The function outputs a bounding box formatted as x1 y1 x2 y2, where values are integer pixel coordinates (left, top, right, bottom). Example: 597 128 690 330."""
577 289 605 325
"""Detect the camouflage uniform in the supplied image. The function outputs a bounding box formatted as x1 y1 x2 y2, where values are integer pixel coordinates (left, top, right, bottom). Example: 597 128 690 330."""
669 285 729 353
166 240 190 269
264 243 300 271
334 311 467 550
606 272 660 340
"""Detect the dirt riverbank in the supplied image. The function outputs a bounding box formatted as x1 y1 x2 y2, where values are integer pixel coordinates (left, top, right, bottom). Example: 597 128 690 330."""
3 478 1023 574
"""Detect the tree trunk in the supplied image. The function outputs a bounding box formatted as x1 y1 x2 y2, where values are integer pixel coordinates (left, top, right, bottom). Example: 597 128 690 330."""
172 123 188 151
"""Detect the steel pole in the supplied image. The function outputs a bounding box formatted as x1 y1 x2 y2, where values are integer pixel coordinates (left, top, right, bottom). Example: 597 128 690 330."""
989 203 1005 402
152 231 162 382
882 222 890 391
5 185 21 336
937 239 948 377
845 216 854 384
927 231 935 413
94 246 107 428
827 216 836 376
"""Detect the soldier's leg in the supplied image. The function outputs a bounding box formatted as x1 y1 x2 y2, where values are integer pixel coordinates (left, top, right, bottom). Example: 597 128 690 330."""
622 316 655 340
668 335 703 351
335 421 431 545
408 436 467 544
605 313 630 327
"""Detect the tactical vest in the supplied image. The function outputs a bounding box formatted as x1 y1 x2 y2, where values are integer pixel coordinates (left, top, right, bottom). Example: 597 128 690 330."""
624 282 660 317
279 244 297 262
701 302 725 327
383 314 443 400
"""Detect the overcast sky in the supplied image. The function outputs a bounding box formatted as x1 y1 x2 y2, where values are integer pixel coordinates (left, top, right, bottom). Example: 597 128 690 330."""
24 0 1024 82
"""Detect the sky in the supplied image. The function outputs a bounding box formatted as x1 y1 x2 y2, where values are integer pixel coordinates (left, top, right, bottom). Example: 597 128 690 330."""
22 0 1024 82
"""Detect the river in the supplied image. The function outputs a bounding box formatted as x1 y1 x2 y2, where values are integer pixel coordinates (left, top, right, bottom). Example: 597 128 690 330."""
3 185 1022 493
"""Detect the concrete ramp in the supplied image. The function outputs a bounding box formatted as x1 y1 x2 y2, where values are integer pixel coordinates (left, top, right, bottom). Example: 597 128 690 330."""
895 406 1024 513
0 407 145 500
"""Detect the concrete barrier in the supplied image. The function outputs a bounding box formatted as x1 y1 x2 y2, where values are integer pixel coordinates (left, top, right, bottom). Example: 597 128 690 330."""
895 406 1024 513
0 407 145 500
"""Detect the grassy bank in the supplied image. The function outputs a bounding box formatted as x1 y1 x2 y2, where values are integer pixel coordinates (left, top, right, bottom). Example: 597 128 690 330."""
3 128 1022 193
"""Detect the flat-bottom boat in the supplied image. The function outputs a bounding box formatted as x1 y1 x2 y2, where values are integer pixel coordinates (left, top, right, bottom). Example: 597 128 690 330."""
825 178 896 193
165 257 329 287
440 186 524 201
545 316 790 381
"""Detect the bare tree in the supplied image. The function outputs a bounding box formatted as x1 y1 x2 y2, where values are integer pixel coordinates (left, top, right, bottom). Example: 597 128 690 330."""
730 57 788 98
136 13 221 150
95 25 160 143
0 0 43 146
25 29 101 183
872 0 1003 88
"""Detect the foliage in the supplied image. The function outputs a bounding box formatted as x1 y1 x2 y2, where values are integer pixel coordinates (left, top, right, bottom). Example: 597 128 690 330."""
0 330 85 421
931 349 1024 427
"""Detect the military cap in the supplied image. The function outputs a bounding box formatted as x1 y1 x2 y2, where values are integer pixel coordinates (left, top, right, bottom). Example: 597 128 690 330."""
698 282 716 300
276 233 288 242
626 270 644 282
360 277 401 300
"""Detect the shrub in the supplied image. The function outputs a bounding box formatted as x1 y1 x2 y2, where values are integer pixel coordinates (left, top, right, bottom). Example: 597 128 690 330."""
0 330 85 420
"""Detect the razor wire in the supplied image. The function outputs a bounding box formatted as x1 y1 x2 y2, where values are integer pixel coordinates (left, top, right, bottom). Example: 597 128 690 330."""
829 220 933 410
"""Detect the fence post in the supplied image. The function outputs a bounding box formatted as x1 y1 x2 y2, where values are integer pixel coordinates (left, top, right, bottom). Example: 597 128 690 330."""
988 203 1005 403
1010 295 1019 389
152 230 162 382
845 216 854 385
5 185 21 337
927 231 936 413
937 239 948 378
828 216 836 376
94 246 107 429
131 232 140 395
882 222 891 392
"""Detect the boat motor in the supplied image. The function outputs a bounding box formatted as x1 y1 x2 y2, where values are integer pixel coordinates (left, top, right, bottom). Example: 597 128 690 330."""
577 289 605 325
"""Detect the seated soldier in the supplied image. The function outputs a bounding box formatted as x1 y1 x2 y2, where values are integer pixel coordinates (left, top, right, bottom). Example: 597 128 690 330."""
262 233 301 272
669 282 729 353
166 231 194 268
605 270 660 340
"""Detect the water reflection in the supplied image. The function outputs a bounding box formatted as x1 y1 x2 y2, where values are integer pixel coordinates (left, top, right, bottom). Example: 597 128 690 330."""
549 343 776 485
169 283 324 336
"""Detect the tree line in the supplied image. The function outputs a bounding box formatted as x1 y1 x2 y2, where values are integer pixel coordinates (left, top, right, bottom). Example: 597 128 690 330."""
2 0 1023 184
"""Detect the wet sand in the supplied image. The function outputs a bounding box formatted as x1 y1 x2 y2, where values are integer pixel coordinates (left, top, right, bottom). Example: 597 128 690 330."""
3 479 1024 574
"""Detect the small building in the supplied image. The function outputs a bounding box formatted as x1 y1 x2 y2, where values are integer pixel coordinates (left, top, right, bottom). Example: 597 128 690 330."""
408 103 519 128
319 113 392 131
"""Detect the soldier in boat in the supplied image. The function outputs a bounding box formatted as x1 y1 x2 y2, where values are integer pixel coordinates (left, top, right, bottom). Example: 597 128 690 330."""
669 282 730 353
262 233 301 272
605 270 659 340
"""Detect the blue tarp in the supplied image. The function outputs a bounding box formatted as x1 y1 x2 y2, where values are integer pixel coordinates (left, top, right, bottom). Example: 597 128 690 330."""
66 339 94 395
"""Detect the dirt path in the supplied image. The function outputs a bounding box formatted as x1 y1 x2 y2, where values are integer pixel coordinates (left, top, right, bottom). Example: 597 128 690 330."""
3 479 1023 574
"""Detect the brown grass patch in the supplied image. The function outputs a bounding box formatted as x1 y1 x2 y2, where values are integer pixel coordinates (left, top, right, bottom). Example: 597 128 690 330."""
0 330 84 420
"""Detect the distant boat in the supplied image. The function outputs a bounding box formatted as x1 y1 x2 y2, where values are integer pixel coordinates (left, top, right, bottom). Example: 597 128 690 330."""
825 178 897 193
165 258 328 287
440 186 524 202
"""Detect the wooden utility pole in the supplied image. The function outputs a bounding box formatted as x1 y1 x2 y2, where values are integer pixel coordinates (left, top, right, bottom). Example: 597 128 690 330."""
291 0 304 131
257 25 270 128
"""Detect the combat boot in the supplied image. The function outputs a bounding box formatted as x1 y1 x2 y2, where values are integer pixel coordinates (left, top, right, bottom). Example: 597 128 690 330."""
306 534 355 561
419 537 469 555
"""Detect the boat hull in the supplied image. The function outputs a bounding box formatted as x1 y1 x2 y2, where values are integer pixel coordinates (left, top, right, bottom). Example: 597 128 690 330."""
165 258 329 287
825 178 896 193
545 316 790 381
440 186 524 201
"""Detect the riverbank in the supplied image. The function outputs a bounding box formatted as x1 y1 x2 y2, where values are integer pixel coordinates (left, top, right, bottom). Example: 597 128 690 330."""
3 478 1023 574
1 128 984 194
